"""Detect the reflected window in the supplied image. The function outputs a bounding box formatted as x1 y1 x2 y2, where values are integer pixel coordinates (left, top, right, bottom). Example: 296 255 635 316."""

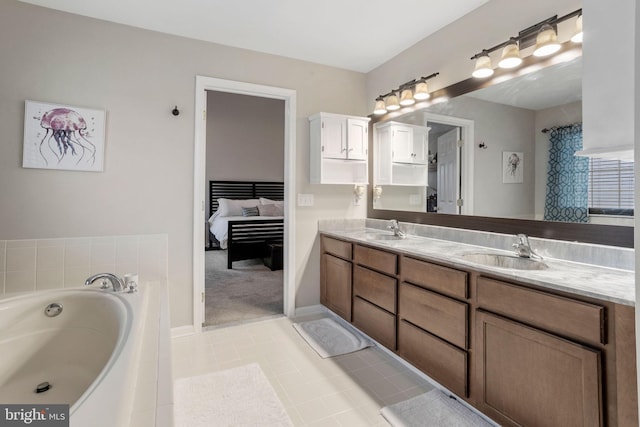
588 159 634 216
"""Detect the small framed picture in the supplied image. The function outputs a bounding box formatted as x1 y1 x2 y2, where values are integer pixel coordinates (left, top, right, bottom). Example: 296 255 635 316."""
503 151 523 184
23 100 106 172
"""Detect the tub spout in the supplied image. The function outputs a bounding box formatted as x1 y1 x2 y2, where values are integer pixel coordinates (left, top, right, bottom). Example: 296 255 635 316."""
85 273 126 292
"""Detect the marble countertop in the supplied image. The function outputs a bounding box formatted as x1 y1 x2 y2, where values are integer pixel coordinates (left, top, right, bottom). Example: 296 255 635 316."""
321 228 635 307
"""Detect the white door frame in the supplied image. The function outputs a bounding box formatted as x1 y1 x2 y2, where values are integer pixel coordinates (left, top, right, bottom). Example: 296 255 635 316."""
422 112 475 215
193 76 296 333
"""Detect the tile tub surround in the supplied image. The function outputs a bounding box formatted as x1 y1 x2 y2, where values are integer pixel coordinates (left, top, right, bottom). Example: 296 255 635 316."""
0 234 168 295
319 220 635 306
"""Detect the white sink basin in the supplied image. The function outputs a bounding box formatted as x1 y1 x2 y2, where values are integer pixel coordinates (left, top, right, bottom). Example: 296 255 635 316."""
364 232 405 241
461 253 549 270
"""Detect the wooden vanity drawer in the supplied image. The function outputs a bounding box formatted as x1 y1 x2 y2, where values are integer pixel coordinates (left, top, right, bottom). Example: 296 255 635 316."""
354 244 397 276
353 265 397 313
398 320 467 397
477 277 605 345
399 282 468 349
353 296 396 350
322 235 352 259
401 257 468 300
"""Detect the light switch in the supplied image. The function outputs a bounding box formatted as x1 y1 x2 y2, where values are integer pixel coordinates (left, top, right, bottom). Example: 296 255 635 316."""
297 193 314 206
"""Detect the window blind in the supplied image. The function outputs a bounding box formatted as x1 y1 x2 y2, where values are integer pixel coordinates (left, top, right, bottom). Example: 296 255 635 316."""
588 158 634 215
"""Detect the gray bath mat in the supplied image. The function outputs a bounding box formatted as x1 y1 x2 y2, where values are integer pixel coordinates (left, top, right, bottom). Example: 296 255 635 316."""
381 389 494 427
293 317 374 358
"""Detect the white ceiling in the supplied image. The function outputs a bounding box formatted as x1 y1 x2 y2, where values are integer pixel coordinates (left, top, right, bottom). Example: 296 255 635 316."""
18 0 488 73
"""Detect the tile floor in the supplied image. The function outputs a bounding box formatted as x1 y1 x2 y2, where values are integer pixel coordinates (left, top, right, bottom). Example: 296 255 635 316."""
171 313 438 426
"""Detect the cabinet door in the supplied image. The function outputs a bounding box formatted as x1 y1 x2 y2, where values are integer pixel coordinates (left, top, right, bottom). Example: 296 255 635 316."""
412 126 428 164
476 311 602 427
321 116 346 159
346 118 368 160
391 125 413 163
321 253 352 321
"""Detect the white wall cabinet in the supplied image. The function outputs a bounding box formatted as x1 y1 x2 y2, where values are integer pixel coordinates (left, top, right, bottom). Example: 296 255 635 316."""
309 112 371 184
374 121 430 186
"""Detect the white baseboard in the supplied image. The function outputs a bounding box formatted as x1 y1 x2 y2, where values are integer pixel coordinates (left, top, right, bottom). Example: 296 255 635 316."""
293 304 327 318
171 324 195 338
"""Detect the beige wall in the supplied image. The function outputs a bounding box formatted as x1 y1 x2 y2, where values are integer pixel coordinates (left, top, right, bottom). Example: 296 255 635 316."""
0 0 368 327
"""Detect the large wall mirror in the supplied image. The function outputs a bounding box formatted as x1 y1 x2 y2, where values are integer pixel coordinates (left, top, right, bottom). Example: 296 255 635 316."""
368 45 634 247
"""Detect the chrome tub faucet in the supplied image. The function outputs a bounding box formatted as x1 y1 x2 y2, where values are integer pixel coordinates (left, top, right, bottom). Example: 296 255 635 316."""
85 273 126 292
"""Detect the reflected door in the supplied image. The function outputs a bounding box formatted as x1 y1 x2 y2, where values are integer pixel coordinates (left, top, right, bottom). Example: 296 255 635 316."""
437 128 460 214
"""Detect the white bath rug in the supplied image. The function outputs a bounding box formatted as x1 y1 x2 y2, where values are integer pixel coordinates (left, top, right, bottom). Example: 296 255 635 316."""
173 363 293 427
293 317 374 358
381 389 495 427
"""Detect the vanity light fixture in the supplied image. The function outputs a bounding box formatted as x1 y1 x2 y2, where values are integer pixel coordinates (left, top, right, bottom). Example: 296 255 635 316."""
353 184 366 205
470 8 582 78
571 14 583 43
472 52 494 78
373 185 383 200
498 39 523 69
385 92 401 111
399 89 416 106
371 72 439 115
373 98 387 115
533 24 561 57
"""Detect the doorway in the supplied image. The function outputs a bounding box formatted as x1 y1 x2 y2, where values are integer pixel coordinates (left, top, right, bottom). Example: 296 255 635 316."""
204 91 285 327
193 77 296 333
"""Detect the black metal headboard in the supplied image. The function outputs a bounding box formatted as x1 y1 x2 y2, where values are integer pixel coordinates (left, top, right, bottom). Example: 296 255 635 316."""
209 180 284 217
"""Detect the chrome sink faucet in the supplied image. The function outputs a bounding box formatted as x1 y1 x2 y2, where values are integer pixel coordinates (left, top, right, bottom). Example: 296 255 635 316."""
85 273 126 292
513 234 542 260
388 219 406 238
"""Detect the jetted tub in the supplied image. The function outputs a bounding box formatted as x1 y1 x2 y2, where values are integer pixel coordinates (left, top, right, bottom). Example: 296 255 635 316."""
0 285 149 426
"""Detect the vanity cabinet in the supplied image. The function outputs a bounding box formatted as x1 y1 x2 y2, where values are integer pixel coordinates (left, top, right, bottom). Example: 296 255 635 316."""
318 232 637 427
309 112 370 184
352 245 398 349
475 276 605 426
397 257 470 397
374 121 430 186
320 236 353 321
476 310 602 427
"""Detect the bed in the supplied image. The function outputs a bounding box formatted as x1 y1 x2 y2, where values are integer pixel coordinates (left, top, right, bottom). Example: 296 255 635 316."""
208 181 284 269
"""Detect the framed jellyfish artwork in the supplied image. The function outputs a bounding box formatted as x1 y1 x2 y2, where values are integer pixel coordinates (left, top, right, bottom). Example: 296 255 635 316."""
22 100 106 172
502 151 524 184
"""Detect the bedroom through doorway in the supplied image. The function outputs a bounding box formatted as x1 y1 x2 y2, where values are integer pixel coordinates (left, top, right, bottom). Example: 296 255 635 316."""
203 90 286 328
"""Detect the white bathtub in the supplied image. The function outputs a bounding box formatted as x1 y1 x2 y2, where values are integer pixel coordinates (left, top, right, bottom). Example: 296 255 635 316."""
0 286 149 427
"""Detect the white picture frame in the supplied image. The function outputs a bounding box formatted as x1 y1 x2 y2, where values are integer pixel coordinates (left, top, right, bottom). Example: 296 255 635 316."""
23 100 106 172
502 151 523 184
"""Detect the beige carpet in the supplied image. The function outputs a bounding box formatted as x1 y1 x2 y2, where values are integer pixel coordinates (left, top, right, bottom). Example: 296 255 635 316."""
204 250 283 327
174 363 293 427
381 389 495 427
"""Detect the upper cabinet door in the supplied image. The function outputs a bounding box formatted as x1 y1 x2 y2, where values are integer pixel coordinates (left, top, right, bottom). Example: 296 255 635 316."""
412 126 429 164
321 115 347 159
346 118 369 160
391 124 414 163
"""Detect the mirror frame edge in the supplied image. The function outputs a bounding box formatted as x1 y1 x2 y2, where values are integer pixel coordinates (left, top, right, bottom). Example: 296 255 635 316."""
367 43 634 248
